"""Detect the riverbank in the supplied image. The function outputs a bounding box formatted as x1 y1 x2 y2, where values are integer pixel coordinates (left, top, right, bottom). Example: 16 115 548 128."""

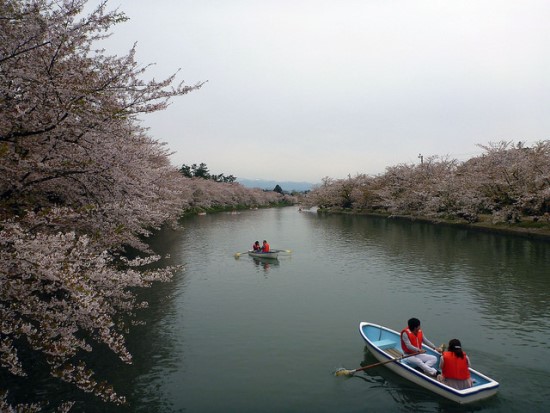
180 201 295 217
316 208 550 242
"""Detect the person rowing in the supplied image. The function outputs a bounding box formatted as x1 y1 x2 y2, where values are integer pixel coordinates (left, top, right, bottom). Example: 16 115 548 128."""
400 317 441 377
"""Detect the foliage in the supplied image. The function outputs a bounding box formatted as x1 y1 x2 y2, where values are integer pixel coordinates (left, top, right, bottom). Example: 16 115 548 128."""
304 141 550 225
179 162 236 183
0 2 298 408
0 0 202 409
180 178 295 212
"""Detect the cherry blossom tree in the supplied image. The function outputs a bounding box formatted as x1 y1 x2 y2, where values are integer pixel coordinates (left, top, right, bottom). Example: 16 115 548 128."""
305 177 339 209
458 141 550 223
1 0 202 409
183 178 294 212
375 155 460 217
305 141 550 224
1 2 297 408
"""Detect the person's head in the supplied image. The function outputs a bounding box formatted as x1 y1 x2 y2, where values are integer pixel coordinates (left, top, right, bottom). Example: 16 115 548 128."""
263 240 267 244
255 241 260 245
448 338 464 358
407 318 421 332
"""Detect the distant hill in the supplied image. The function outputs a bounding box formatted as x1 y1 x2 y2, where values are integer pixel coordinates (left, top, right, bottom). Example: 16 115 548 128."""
237 178 316 192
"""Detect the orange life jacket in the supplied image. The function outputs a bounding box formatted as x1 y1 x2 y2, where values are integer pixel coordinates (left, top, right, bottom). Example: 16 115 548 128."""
442 351 470 380
262 242 270 252
401 328 423 354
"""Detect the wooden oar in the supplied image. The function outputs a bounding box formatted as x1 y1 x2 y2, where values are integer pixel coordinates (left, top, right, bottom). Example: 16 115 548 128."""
335 351 421 376
234 251 249 258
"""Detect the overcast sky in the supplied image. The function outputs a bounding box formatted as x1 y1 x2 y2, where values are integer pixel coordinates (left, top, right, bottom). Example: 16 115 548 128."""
92 0 550 183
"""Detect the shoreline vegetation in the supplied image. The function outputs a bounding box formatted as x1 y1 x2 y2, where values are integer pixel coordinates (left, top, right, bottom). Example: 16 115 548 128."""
0 2 292 411
181 199 295 217
304 141 550 243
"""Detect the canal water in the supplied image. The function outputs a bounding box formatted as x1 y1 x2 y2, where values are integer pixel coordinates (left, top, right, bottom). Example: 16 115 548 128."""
39 207 550 411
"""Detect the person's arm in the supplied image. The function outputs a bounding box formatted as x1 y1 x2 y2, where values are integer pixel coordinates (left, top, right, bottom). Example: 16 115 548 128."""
401 332 421 352
466 355 471 368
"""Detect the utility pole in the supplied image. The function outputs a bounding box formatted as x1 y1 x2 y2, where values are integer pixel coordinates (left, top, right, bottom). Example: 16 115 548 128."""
418 153 423 165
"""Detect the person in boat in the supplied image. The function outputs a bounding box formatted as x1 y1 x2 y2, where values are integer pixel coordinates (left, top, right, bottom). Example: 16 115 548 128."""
252 241 261 251
261 240 270 252
437 338 473 389
400 318 440 377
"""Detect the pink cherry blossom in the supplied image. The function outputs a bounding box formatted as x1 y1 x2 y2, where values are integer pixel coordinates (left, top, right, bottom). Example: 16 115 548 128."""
305 140 550 224
1 1 295 410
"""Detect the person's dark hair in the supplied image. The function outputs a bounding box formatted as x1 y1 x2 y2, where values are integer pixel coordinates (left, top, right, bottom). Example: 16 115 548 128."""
448 338 464 358
407 318 420 330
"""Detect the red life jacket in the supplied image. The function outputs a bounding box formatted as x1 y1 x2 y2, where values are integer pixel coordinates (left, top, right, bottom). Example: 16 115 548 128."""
442 351 470 380
401 328 423 354
262 242 270 252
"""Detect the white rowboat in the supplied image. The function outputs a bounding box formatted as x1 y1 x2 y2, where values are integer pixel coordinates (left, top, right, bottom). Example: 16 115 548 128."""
359 322 499 404
247 250 279 259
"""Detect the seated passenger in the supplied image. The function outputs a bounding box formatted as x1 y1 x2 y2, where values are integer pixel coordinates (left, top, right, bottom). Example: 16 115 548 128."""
400 317 440 377
437 338 473 390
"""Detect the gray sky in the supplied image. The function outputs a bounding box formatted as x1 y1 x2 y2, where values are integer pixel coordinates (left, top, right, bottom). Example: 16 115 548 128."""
95 0 550 183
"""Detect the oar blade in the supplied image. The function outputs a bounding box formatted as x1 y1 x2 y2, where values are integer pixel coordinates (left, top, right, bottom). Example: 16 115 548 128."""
334 368 355 377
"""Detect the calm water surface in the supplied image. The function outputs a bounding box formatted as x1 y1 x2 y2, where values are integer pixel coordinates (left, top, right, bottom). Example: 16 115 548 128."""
83 207 550 411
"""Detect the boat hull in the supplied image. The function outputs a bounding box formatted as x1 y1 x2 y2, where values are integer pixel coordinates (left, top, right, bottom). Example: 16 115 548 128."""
247 250 279 259
359 322 499 404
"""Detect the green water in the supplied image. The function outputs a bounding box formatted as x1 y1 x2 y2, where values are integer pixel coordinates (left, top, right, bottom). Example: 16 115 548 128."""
11 207 550 412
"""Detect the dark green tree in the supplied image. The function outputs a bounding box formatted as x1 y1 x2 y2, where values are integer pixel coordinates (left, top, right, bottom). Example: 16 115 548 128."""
213 173 237 183
179 163 236 182
179 164 192 177
193 162 210 179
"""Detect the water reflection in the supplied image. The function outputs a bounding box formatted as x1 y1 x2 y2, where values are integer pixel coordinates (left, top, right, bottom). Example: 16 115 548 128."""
252 256 280 273
116 227 187 413
107 211 550 412
18 207 546 412
311 214 550 341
